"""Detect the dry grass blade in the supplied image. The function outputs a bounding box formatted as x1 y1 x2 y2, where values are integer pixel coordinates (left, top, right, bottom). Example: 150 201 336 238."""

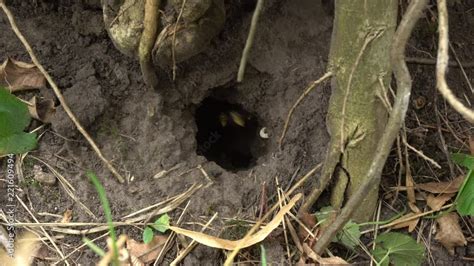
170 193 301 251
29 155 96 219
278 72 332 149
170 213 218 265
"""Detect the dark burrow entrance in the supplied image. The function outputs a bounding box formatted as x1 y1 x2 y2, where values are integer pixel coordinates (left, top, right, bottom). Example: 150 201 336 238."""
195 96 260 171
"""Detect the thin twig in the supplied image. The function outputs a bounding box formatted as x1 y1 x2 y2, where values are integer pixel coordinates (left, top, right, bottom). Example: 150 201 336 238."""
0 2 126 183
278 72 332 149
448 43 474 94
312 0 428 254
406 57 474 68
237 0 264 82
435 0 474 123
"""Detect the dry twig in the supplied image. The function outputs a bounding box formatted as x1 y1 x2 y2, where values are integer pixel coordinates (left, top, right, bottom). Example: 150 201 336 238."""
237 0 264 82
436 0 474 123
278 72 333 149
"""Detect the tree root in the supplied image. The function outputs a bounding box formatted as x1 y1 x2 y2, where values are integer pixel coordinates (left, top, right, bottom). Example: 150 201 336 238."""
139 0 161 91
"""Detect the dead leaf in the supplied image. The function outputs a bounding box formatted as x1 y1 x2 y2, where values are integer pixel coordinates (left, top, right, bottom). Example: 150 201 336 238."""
391 212 420 232
426 193 455 211
435 212 467 255
28 96 55 123
0 231 41 266
298 211 317 243
61 209 73 223
32 165 56 185
126 235 167 264
416 176 464 194
170 193 302 250
0 58 45 92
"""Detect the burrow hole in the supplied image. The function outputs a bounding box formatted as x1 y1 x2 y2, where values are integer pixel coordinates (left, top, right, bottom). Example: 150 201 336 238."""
195 95 261 171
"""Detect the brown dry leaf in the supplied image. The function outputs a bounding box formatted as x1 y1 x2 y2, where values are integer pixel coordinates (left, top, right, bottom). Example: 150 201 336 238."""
126 235 167 264
170 193 302 250
0 231 41 266
435 212 467 255
416 175 464 194
0 58 45 91
426 193 455 211
28 96 55 123
391 212 420 232
298 211 316 242
61 209 73 223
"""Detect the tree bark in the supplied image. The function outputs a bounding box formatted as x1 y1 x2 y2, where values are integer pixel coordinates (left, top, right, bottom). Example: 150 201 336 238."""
325 0 398 222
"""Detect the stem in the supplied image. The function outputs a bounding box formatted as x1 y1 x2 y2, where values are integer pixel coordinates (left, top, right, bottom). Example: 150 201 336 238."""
312 0 428 254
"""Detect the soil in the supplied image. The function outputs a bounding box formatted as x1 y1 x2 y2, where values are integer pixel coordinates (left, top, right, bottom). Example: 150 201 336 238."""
0 0 472 265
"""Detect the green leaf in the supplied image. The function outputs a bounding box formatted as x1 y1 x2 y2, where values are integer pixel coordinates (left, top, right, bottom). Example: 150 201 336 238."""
152 214 170 233
314 206 361 249
260 245 267 266
456 170 474 215
0 87 31 137
0 87 37 155
143 227 154 244
86 172 119 265
314 206 336 226
337 220 361 249
0 132 37 155
451 153 474 170
372 232 424 266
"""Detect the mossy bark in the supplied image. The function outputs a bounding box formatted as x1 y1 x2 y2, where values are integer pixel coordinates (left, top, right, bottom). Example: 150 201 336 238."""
326 0 397 222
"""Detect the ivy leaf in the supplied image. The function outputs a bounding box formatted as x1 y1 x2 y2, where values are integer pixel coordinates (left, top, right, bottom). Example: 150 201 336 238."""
0 87 30 136
451 153 474 170
451 153 474 215
314 206 335 223
152 214 170 233
0 132 37 155
456 170 474 215
143 227 154 244
314 206 361 249
372 232 424 266
336 220 361 249
0 87 37 155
